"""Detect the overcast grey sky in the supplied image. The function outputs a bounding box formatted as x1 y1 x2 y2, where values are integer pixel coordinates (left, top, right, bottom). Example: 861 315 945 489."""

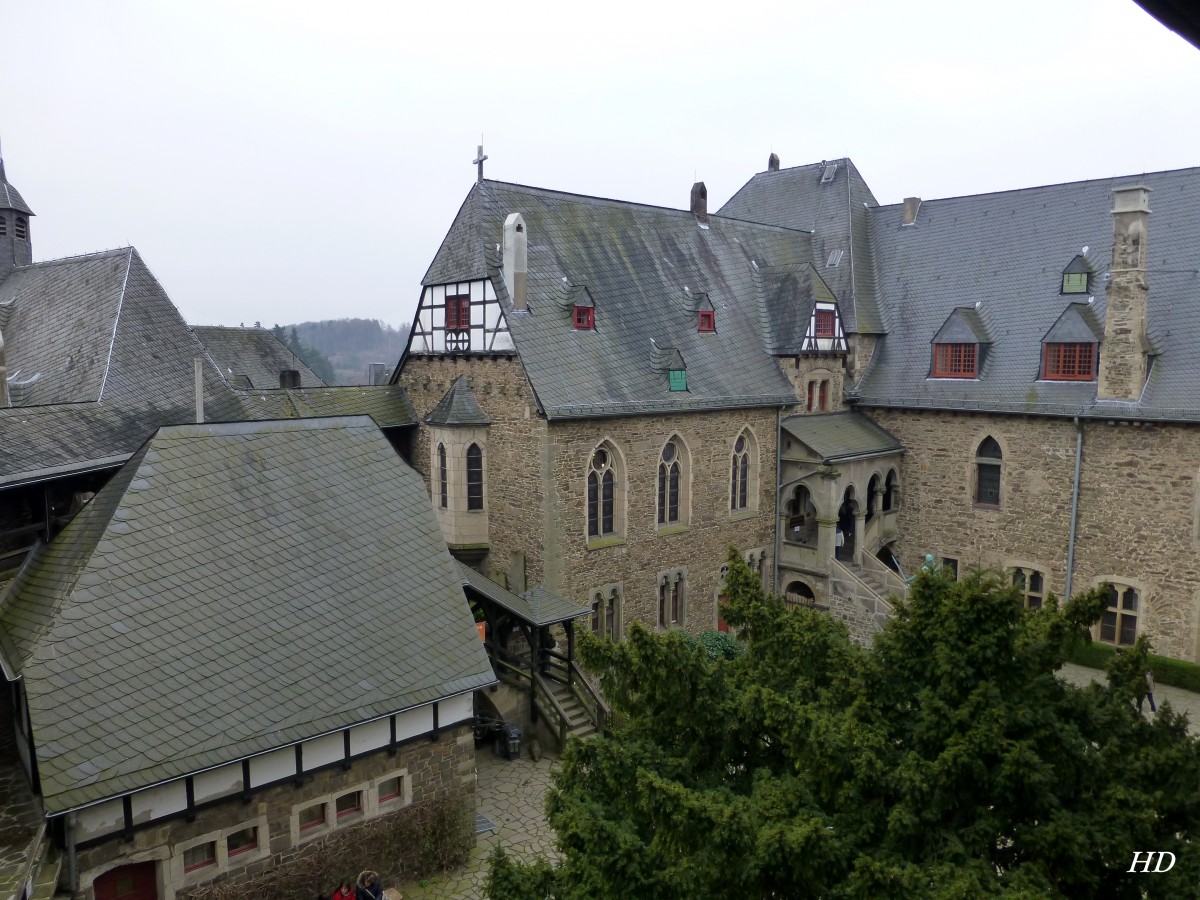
2 0 1198 330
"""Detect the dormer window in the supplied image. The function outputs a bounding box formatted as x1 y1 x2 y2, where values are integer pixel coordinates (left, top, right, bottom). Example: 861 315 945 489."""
573 306 595 330
1060 255 1092 294
698 310 715 332
668 370 687 391
1062 273 1088 293
1043 342 1095 381
933 343 977 378
814 310 836 338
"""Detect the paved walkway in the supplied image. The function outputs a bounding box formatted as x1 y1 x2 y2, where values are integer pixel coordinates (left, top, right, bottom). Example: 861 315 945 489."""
1059 663 1200 732
397 747 559 900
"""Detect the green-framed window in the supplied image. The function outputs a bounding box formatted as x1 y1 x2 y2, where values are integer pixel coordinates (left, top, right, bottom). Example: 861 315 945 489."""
668 370 687 391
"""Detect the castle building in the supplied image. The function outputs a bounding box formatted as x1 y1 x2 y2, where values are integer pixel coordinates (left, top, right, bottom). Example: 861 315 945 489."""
398 155 1200 662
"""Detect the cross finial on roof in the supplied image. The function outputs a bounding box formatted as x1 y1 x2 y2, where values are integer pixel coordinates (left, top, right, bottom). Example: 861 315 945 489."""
0 135 6 181
473 144 488 183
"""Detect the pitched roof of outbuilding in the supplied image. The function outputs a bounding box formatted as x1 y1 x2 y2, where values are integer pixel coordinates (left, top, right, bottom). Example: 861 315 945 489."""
456 561 588 627
194 325 326 390
0 416 495 813
426 376 490 426
781 411 903 463
0 161 33 214
854 167 1200 420
421 180 808 419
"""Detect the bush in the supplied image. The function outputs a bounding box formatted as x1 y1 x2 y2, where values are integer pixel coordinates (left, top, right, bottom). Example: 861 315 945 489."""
1067 640 1200 693
683 629 743 662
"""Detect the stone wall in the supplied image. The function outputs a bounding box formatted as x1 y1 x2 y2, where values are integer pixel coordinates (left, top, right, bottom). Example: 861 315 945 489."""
397 356 548 589
777 356 844 414
545 407 780 633
867 408 1200 661
74 726 474 900
827 561 892 647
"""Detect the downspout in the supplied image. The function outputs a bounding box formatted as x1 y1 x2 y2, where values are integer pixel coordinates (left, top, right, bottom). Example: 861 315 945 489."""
65 812 78 892
774 407 783 594
1064 417 1083 599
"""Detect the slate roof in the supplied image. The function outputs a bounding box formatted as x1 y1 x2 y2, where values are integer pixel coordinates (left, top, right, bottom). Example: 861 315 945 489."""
0 160 33 215
426 376 490 426
420 181 809 419
456 561 588 627
0 251 415 486
854 167 1200 421
781 411 903 463
757 263 839 355
194 326 325 390
719 158 883 334
0 417 495 813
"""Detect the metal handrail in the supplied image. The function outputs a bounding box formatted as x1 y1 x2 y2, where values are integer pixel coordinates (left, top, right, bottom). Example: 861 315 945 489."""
568 660 610 733
532 672 570 748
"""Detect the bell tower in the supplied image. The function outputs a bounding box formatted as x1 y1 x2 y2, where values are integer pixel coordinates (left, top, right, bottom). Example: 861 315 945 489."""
0 140 35 283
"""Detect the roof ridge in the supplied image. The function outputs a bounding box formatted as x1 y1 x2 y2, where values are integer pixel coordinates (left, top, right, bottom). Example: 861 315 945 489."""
16 247 135 269
871 165 1200 209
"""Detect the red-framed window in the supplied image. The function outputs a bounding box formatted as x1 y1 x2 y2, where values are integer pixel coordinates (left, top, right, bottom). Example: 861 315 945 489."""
818 380 829 412
226 827 258 858
698 310 715 332
573 306 594 330
378 776 404 803
183 842 216 873
814 309 836 337
444 295 471 331
298 802 326 832
335 791 363 819
1043 342 1095 381
932 343 977 378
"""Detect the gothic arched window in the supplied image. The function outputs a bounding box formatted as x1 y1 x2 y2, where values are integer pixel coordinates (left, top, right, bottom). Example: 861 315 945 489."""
657 437 687 526
587 444 624 540
466 443 484 511
437 443 448 508
730 429 757 512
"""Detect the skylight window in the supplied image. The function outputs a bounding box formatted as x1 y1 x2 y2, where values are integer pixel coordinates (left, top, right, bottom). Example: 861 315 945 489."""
1062 272 1089 294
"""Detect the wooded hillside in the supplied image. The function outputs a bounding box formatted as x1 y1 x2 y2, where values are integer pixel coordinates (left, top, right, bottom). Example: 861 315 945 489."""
280 319 411 385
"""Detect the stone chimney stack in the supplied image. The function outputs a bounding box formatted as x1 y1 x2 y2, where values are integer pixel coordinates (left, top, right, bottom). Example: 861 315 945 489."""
691 182 708 225
0 328 9 408
502 213 528 311
767 153 780 173
901 197 922 226
279 369 301 389
1098 185 1151 402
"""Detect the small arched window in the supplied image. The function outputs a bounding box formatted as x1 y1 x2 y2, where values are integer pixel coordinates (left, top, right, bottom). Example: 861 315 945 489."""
866 474 880 522
975 437 1002 507
588 445 618 538
658 437 682 525
466 443 484 511
14 217 27 241
437 443 448 508
731 431 753 511
786 486 817 545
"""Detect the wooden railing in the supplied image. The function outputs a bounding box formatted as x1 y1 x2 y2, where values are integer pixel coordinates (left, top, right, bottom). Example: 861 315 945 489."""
532 672 572 749
568 660 610 735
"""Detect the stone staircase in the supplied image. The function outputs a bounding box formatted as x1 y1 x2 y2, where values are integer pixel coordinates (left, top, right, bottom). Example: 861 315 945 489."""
543 679 598 741
843 560 890 599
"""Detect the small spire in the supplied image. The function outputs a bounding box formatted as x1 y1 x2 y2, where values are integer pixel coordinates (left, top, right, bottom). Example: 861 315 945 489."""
0 135 6 182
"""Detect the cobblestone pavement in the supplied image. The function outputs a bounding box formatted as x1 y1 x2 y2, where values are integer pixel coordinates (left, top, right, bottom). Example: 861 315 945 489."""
1059 662 1200 733
397 747 560 900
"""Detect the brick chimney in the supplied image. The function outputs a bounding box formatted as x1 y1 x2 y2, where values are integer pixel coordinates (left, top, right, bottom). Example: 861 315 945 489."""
503 213 528 311
901 197 921 226
768 153 780 172
691 182 708 225
1098 185 1151 402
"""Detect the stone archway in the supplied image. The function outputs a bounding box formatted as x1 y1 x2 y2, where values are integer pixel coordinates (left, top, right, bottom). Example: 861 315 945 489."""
784 580 816 609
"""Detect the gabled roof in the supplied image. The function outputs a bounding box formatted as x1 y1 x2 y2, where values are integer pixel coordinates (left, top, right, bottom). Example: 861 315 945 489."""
194 325 325 390
719 158 883 334
933 307 990 345
781 411 903 463
0 157 33 215
856 166 1200 420
420 180 807 419
757 263 839 355
0 417 495 812
426 376 490 426
1043 303 1103 344
456 561 588 627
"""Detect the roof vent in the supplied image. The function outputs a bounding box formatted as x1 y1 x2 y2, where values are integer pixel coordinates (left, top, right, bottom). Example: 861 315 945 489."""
7 370 42 405
826 249 843 268
820 162 838 184
901 197 922 226
768 152 780 173
690 182 708 225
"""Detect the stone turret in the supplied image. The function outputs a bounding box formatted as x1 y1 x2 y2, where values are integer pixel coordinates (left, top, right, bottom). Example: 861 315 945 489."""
1098 185 1151 401
0 141 35 283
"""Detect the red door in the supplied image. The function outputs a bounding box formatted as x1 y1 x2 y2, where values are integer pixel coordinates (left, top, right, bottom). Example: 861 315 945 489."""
94 862 158 900
717 594 730 633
